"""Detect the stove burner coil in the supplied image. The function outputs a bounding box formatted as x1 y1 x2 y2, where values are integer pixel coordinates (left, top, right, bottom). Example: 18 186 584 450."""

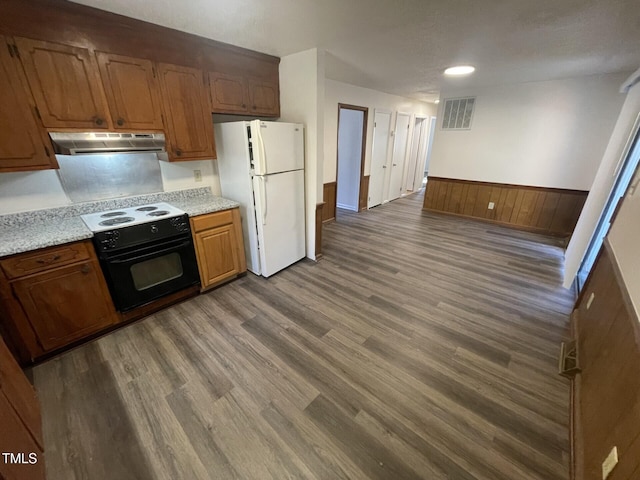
100 211 127 218
147 210 169 217
99 216 135 226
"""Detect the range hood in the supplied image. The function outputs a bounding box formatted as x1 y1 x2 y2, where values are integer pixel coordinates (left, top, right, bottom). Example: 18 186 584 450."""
49 132 166 155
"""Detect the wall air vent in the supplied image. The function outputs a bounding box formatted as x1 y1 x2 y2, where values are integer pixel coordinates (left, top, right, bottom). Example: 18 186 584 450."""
441 97 475 130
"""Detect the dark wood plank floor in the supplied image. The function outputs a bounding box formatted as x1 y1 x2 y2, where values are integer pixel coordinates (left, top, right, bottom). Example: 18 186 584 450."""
32 190 573 480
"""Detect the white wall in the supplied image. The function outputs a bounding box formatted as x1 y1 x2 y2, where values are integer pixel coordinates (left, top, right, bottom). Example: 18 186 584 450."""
279 48 325 260
0 158 219 215
336 109 364 210
564 81 640 288
429 73 629 190
0 170 70 214
159 159 220 194
324 80 436 185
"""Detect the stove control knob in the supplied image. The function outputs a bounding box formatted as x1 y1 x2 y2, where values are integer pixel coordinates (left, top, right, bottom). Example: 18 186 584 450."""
150 225 159 234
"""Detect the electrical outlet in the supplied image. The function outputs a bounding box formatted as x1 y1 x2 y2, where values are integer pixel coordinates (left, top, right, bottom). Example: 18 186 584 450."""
193 169 202 182
602 446 618 479
586 292 595 310
488 202 495 210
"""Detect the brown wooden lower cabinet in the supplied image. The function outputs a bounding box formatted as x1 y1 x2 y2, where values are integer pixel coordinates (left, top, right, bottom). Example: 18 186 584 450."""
0 240 118 363
0 335 45 480
191 208 247 291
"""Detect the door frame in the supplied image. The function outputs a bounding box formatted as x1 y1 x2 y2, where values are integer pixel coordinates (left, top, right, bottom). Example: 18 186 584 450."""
335 103 369 217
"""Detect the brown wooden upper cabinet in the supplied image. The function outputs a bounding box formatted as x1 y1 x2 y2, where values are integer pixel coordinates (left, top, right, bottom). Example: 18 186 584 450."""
96 52 164 131
0 35 57 172
209 71 280 117
248 77 280 117
14 37 111 129
209 71 249 114
158 63 216 161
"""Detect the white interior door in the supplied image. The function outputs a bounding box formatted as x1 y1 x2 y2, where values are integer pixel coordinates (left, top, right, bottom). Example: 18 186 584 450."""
369 110 391 208
412 118 430 191
422 116 437 179
388 113 410 201
252 170 306 277
403 117 425 193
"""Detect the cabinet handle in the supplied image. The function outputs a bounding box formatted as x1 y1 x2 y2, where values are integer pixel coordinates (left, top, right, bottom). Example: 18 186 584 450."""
117 118 125 126
81 265 90 274
241 104 246 108
175 149 182 157
95 117 104 126
252 105 257 110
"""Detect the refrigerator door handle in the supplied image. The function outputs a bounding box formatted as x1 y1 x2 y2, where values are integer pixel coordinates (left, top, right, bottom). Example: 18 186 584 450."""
256 125 267 175
259 176 267 225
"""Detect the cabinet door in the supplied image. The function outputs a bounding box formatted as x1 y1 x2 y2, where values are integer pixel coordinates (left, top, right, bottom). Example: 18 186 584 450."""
194 224 241 289
248 77 280 117
0 35 56 172
96 52 164 130
0 335 43 452
12 260 117 352
0 390 45 480
208 72 248 114
14 37 110 129
157 63 216 161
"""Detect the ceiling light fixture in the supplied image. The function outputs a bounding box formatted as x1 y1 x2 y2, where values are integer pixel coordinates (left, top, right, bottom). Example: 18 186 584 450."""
434 99 440 104
444 65 475 76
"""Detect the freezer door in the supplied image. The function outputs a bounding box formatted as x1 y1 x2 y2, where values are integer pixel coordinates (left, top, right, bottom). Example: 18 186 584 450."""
252 170 306 277
251 120 304 175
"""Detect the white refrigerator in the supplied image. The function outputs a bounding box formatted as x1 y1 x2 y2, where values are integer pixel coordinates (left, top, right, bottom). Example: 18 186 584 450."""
214 120 306 277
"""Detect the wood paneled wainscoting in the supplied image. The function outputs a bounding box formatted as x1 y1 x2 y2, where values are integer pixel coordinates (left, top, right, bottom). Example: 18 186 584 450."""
322 182 337 223
571 241 640 480
323 176 370 223
423 177 588 236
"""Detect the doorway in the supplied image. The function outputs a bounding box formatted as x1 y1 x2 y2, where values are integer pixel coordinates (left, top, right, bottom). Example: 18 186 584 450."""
577 118 640 289
387 112 410 202
422 116 437 185
336 104 368 214
368 109 392 208
403 115 429 194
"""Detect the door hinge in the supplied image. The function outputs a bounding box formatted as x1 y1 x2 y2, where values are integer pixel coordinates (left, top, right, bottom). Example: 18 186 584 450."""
374 122 376 128
152 66 156 78
44 145 51 157
34 106 42 120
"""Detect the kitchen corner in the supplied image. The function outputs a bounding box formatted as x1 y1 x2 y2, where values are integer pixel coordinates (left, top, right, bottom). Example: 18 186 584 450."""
0 187 237 257
0 186 245 365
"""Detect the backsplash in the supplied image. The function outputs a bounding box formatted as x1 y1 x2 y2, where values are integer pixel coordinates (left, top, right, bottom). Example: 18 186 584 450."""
56 153 163 203
0 157 220 215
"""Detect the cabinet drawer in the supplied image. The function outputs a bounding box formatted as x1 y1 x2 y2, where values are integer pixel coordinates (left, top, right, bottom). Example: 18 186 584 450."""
1 242 91 279
191 209 235 233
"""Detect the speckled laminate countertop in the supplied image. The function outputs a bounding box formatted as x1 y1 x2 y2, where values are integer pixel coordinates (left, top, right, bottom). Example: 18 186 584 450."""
0 187 239 258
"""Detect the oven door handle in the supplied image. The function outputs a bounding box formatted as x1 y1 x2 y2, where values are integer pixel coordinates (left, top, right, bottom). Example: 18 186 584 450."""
108 239 193 264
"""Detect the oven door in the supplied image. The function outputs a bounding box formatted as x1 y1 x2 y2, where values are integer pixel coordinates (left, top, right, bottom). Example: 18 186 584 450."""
101 236 200 311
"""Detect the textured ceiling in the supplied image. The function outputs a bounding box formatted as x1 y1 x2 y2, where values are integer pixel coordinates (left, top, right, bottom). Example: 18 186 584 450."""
70 0 640 102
